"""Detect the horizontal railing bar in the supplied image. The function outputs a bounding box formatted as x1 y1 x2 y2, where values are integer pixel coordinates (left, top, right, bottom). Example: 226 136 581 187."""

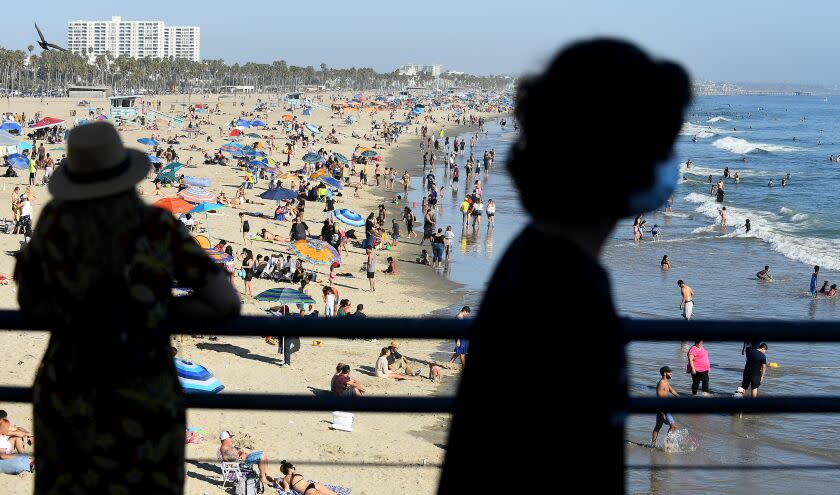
0 386 454 412
622 319 840 342
186 459 441 468
630 397 840 414
625 464 840 471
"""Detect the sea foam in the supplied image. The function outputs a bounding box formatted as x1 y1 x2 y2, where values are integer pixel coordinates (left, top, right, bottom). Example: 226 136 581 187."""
712 137 804 154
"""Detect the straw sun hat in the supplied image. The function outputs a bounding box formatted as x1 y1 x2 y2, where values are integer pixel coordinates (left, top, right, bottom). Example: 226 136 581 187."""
49 122 151 200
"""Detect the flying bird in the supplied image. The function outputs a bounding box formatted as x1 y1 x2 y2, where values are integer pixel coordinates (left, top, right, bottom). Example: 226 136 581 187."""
35 22 68 52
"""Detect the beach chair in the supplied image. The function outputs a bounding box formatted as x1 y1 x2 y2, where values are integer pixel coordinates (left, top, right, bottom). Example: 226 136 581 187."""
217 448 246 489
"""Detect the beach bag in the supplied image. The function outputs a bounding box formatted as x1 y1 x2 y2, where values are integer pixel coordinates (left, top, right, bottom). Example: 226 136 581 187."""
235 475 259 495
237 269 247 279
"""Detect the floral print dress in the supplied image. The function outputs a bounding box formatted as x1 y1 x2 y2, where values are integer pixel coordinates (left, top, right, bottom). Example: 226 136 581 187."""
14 192 220 495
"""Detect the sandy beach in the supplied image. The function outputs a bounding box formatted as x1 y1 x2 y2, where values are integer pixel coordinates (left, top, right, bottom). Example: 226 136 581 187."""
0 92 505 494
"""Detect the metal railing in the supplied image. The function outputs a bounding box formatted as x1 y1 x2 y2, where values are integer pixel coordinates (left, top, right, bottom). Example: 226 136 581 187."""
3 312 840 481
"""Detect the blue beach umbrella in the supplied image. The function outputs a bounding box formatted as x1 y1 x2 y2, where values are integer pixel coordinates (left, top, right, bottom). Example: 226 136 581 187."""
18 142 33 151
302 152 322 164
0 122 22 133
190 202 226 214
235 119 252 128
147 155 161 164
161 162 183 174
254 287 316 305
305 123 320 134
334 208 365 227
137 138 159 146
333 153 349 164
319 176 342 189
250 120 266 127
259 187 298 201
249 161 269 169
302 108 312 116
252 151 267 158
7 153 29 169
174 358 224 394
222 141 242 148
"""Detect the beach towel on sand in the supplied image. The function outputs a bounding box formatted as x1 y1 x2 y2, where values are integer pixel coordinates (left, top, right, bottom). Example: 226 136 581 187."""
275 482 351 495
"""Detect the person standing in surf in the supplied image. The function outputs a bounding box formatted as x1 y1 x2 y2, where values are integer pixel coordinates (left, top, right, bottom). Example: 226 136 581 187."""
652 366 679 446
678 279 694 320
810 265 820 298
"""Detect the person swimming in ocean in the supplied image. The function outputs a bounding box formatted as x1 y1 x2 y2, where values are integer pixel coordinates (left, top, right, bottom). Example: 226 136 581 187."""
745 218 751 232
768 179 774 187
650 224 661 240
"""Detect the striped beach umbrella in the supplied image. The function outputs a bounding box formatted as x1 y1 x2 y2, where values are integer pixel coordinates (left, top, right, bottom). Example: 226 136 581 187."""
302 152 322 164
204 249 233 264
254 288 316 305
334 208 365 227
174 358 224 394
290 238 340 265
178 187 215 204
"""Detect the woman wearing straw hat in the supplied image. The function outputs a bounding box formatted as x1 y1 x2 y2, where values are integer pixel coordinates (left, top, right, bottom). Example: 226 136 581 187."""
15 122 241 494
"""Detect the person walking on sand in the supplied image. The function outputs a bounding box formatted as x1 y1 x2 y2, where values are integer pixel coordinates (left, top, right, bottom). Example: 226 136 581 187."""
687 340 710 395
366 246 376 292
239 212 251 245
652 366 680 446
678 279 694 320
756 265 772 281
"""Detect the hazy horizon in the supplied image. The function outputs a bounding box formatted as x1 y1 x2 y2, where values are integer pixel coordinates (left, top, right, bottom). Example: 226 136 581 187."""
3 1 840 85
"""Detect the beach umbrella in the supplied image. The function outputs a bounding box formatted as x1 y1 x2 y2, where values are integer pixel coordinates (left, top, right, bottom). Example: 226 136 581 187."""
259 187 298 201
204 248 234 264
360 150 378 158
160 162 183 174
319 176 342 189
18 142 33 151
281 114 294 122
229 129 242 137
193 235 211 248
334 208 365 227
290 238 340 265
155 169 177 183
148 155 162 164
139 138 160 146
190 202 225 214
178 187 215 204
0 122 22 133
174 358 224 394
252 150 267 158
254 287 316 305
7 153 29 169
250 120 267 127
154 197 194 214
305 123 320 134
248 159 268 168
245 132 260 138
302 152 322 164
223 141 242 148
235 119 252 128
333 153 349 164
30 117 65 129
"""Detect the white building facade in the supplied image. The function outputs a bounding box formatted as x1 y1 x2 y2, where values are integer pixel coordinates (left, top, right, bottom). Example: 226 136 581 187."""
397 64 443 77
67 16 200 62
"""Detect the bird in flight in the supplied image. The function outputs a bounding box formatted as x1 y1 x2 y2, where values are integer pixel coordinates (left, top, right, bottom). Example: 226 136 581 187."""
35 22 68 52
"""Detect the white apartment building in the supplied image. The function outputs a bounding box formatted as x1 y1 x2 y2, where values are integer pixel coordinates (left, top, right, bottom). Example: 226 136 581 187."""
67 16 200 62
397 64 443 77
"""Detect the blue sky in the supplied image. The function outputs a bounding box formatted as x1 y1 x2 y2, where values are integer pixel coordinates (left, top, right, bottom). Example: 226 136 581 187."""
2 1 838 84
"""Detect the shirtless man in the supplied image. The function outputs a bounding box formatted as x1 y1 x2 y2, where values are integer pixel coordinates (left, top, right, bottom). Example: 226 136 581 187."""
756 265 773 281
678 280 694 320
652 366 680 446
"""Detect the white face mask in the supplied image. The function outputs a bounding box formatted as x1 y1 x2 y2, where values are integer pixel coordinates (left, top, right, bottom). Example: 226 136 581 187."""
626 159 679 214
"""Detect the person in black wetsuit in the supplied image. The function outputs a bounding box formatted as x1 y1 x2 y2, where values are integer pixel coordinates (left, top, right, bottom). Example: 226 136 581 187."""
438 39 691 494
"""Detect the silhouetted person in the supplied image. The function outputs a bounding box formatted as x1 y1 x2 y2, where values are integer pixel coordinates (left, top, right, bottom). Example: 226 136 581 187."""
15 122 240 494
438 39 690 494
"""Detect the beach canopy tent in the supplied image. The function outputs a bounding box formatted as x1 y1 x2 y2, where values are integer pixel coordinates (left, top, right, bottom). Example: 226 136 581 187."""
30 117 65 129
174 358 224 394
290 238 340 265
254 287 316 305
229 129 242 137
0 122 22 134
259 187 298 201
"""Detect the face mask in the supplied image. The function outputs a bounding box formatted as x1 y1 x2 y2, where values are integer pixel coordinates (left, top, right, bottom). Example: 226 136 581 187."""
626 159 679 214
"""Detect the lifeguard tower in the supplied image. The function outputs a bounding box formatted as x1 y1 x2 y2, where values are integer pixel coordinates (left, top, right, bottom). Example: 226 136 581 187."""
109 95 143 122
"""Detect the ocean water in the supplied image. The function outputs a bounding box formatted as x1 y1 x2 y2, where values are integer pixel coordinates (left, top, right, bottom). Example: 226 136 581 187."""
409 97 840 494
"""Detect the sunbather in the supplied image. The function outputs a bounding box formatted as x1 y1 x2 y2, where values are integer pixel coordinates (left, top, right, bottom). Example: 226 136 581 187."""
278 460 338 495
260 228 288 242
219 430 275 487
